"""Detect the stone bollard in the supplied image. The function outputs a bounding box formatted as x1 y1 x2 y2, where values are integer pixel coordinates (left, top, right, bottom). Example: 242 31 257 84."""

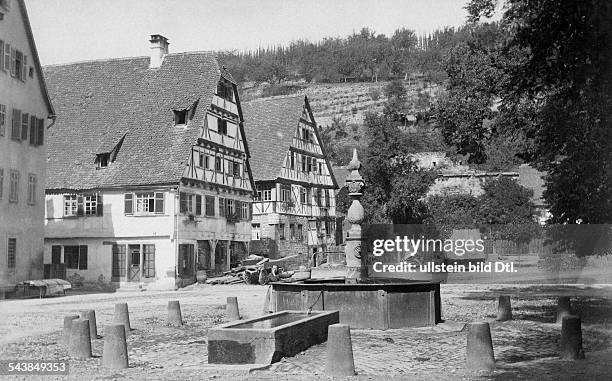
62 315 79 347
226 297 240 321
80 310 98 339
167 300 183 326
556 297 572 324
496 295 513 321
113 303 131 335
69 319 92 360
102 324 129 369
466 322 495 372
326 324 356 376
560 315 585 360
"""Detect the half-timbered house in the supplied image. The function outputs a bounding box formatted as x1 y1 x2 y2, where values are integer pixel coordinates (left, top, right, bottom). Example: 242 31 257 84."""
43 35 254 289
242 95 338 266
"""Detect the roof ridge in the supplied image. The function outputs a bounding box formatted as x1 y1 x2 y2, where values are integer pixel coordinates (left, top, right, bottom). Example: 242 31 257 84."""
43 51 218 69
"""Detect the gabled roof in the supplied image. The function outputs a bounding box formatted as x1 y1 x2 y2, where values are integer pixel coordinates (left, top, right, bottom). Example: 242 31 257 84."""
44 51 228 191
17 0 54 116
242 95 338 188
242 96 305 181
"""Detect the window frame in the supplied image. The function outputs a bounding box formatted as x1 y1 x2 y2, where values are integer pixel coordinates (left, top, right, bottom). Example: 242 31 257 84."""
27 173 36 205
8 169 18 203
7 238 16 269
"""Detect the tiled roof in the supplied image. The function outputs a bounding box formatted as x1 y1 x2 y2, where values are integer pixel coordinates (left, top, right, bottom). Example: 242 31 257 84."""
43 52 225 190
242 96 305 181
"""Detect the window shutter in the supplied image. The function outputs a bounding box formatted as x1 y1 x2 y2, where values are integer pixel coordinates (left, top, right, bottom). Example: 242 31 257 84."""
22 55 27 82
51 246 61 264
96 194 103 216
36 118 44 146
29 115 36 145
124 193 133 214
76 195 84 216
154 192 164 214
195 195 202 215
219 198 225 217
10 47 15 77
21 113 28 141
3 43 10 72
78 246 88 270
11 109 20 140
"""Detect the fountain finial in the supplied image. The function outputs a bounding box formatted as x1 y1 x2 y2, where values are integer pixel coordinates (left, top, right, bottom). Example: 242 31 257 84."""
347 148 361 171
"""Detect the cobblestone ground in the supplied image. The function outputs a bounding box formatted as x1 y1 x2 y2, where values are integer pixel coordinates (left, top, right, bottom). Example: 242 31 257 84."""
0 284 611 380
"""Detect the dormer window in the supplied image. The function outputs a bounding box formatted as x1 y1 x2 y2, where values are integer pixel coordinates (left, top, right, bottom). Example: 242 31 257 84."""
174 109 187 126
96 153 110 168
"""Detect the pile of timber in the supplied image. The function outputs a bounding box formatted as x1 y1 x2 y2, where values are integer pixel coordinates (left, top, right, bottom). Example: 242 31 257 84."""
204 255 311 285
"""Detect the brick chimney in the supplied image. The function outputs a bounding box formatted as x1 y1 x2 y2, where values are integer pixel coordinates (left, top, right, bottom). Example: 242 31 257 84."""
149 34 169 69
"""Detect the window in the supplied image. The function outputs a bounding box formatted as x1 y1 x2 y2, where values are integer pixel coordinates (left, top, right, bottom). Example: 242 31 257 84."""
199 153 210 168
125 192 163 215
0 168 3 200
217 80 234 101
252 223 261 240
11 108 20 140
142 244 155 278
218 197 226 217
27 174 36 205
325 220 333 236
63 194 102 216
240 201 248 220
7 238 16 269
0 40 3 72
205 195 215 216
280 185 291 202
300 187 307 204
64 245 87 270
0 104 5 136
227 199 235 216
290 224 296 240
20 112 28 141
314 188 322 206
289 151 295 170
279 223 286 240
215 157 222 172
301 155 307 172
324 189 330 207
96 153 110 168
302 127 310 141
173 109 187 125
232 161 241 177
9 170 18 203
179 192 197 214
217 118 228 135
64 195 78 216
297 224 304 241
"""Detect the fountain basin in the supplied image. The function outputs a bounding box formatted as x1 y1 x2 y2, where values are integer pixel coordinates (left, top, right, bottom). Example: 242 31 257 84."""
207 310 339 364
271 279 441 329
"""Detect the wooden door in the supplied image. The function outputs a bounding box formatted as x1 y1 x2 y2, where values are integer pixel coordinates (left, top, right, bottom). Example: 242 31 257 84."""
128 244 141 282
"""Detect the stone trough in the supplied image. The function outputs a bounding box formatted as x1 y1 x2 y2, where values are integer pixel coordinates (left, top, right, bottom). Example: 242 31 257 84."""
207 310 339 364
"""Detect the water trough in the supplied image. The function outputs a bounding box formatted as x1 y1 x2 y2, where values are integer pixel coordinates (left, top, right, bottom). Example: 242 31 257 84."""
208 310 339 364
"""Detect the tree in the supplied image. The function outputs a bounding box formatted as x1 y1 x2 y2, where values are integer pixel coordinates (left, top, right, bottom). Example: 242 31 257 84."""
467 0 612 224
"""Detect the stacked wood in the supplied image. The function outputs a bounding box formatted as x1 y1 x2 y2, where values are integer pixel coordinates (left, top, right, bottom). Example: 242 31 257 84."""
204 254 311 285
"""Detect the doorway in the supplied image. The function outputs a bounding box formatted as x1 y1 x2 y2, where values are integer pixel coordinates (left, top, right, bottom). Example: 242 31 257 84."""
128 244 141 282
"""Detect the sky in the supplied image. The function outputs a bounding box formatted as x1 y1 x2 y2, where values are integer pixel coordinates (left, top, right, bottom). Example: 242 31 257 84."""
25 0 471 66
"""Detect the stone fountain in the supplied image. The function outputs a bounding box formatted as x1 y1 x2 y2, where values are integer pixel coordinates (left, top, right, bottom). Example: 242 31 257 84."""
270 149 442 329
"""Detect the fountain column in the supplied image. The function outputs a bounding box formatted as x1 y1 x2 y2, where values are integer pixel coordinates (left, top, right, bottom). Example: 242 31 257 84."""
344 149 366 282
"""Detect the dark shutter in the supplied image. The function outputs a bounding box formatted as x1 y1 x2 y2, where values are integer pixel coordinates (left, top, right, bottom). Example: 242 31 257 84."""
36 118 44 146
11 109 20 139
195 195 202 215
155 192 164 214
78 246 88 270
124 193 133 214
29 115 36 145
76 195 84 216
96 194 103 216
51 245 61 264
